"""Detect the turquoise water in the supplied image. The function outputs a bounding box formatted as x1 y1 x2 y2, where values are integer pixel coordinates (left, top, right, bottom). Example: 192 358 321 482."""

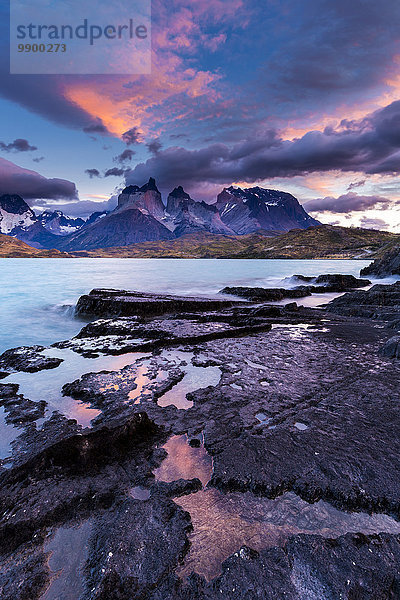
0 258 372 353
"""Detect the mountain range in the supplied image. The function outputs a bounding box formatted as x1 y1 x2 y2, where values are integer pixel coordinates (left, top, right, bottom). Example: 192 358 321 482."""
0 179 320 251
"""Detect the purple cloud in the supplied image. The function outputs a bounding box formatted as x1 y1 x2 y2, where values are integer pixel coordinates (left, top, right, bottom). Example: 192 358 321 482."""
0 138 37 152
304 193 395 214
0 157 77 200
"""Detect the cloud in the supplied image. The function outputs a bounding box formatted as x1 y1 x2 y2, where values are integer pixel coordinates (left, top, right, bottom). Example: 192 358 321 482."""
0 138 37 152
33 157 45 163
359 216 391 230
104 167 129 177
304 193 395 214
85 168 101 178
83 122 108 135
0 157 78 200
113 149 136 163
32 196 118 218
147 138 163 155
122 128 141 145
347 180 366 191
124 100 400 193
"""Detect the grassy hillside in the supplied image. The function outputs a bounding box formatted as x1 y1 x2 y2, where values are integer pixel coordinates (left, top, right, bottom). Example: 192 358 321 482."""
0 233 70 258
72 225 397 259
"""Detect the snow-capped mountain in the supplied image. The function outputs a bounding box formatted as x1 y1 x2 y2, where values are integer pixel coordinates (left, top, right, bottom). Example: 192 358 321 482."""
216 186 320 234
1 180 320 251
38 210 86 236
0 195 36 234
164 186 234 236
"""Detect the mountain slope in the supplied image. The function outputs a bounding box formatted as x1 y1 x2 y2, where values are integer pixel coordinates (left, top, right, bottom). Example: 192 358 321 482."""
0 232 70 257
216 186 320 234
56 207 175 251
0 194 36 234
165 186 234 235
71 226 396 259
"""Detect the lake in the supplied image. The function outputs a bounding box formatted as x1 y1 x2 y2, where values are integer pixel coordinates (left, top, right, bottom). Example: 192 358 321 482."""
0 257 374 354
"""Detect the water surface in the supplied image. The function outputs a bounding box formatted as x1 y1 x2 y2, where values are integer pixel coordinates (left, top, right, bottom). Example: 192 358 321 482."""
0 258 372 353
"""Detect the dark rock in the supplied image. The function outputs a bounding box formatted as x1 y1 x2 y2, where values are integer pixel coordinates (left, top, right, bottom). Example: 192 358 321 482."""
314 273 370 288
0 345 63 374
361 245 400 277
83 497 191 600
378 335 400 359
327 282 400 321
76 289 243 318
151 478 202 498
219 286 311 301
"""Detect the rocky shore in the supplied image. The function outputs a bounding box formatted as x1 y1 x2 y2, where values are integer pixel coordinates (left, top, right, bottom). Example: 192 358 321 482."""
1 276 400 599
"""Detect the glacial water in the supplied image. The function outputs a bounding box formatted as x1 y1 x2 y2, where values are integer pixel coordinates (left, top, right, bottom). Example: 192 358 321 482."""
0 258 375 354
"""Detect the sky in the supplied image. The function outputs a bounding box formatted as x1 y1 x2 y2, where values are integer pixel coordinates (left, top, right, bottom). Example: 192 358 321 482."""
1 0 400 230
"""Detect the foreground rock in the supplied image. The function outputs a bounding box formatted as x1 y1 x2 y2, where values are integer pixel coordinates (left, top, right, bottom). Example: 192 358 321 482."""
327 281 400 322
361 243 400 277
1 284 400 598
220 274 370 301
0 345 63 375
76 289 243 318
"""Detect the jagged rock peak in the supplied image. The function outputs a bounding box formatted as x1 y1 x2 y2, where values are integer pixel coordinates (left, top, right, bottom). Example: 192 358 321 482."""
0 194 32 215
121 177 159 196
169 186 191 199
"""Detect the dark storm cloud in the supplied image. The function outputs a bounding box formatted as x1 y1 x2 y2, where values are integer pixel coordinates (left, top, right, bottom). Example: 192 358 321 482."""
0 158 77 200
259 0 400 110
113 149 136 163
0 138 37 152
85 169 101 178
125 101 400 192
304 193 394 214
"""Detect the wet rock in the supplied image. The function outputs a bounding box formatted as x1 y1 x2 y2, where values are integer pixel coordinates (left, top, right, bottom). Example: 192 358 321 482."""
220 286 311 301
179 533 400 600
327 282 400 321
361 245 400 277
83 497 192 600
0 542 49 600
151 478 202 498
0 345 63 374
0 383 45 426
0 412 164 554
313 273 370 289
378 335 400 359
75 289 242 318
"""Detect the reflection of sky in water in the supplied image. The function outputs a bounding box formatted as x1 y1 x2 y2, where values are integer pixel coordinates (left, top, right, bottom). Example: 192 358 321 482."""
154 435 212 487
3 349 146 427
152 435 400 583
157 351 221 410
0 406 20 460
42 520 92 600
176 489 400 581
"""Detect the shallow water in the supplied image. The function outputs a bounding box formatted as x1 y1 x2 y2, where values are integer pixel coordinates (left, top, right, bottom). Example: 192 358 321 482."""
0 258 374 353
157 351 222 410
176 489 400 581
154 436 400 582
3 348 146 427
0 406 20 459
41 520 92 600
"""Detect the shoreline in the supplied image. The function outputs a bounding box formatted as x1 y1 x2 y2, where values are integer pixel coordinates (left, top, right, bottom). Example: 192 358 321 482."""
0 279 399 597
